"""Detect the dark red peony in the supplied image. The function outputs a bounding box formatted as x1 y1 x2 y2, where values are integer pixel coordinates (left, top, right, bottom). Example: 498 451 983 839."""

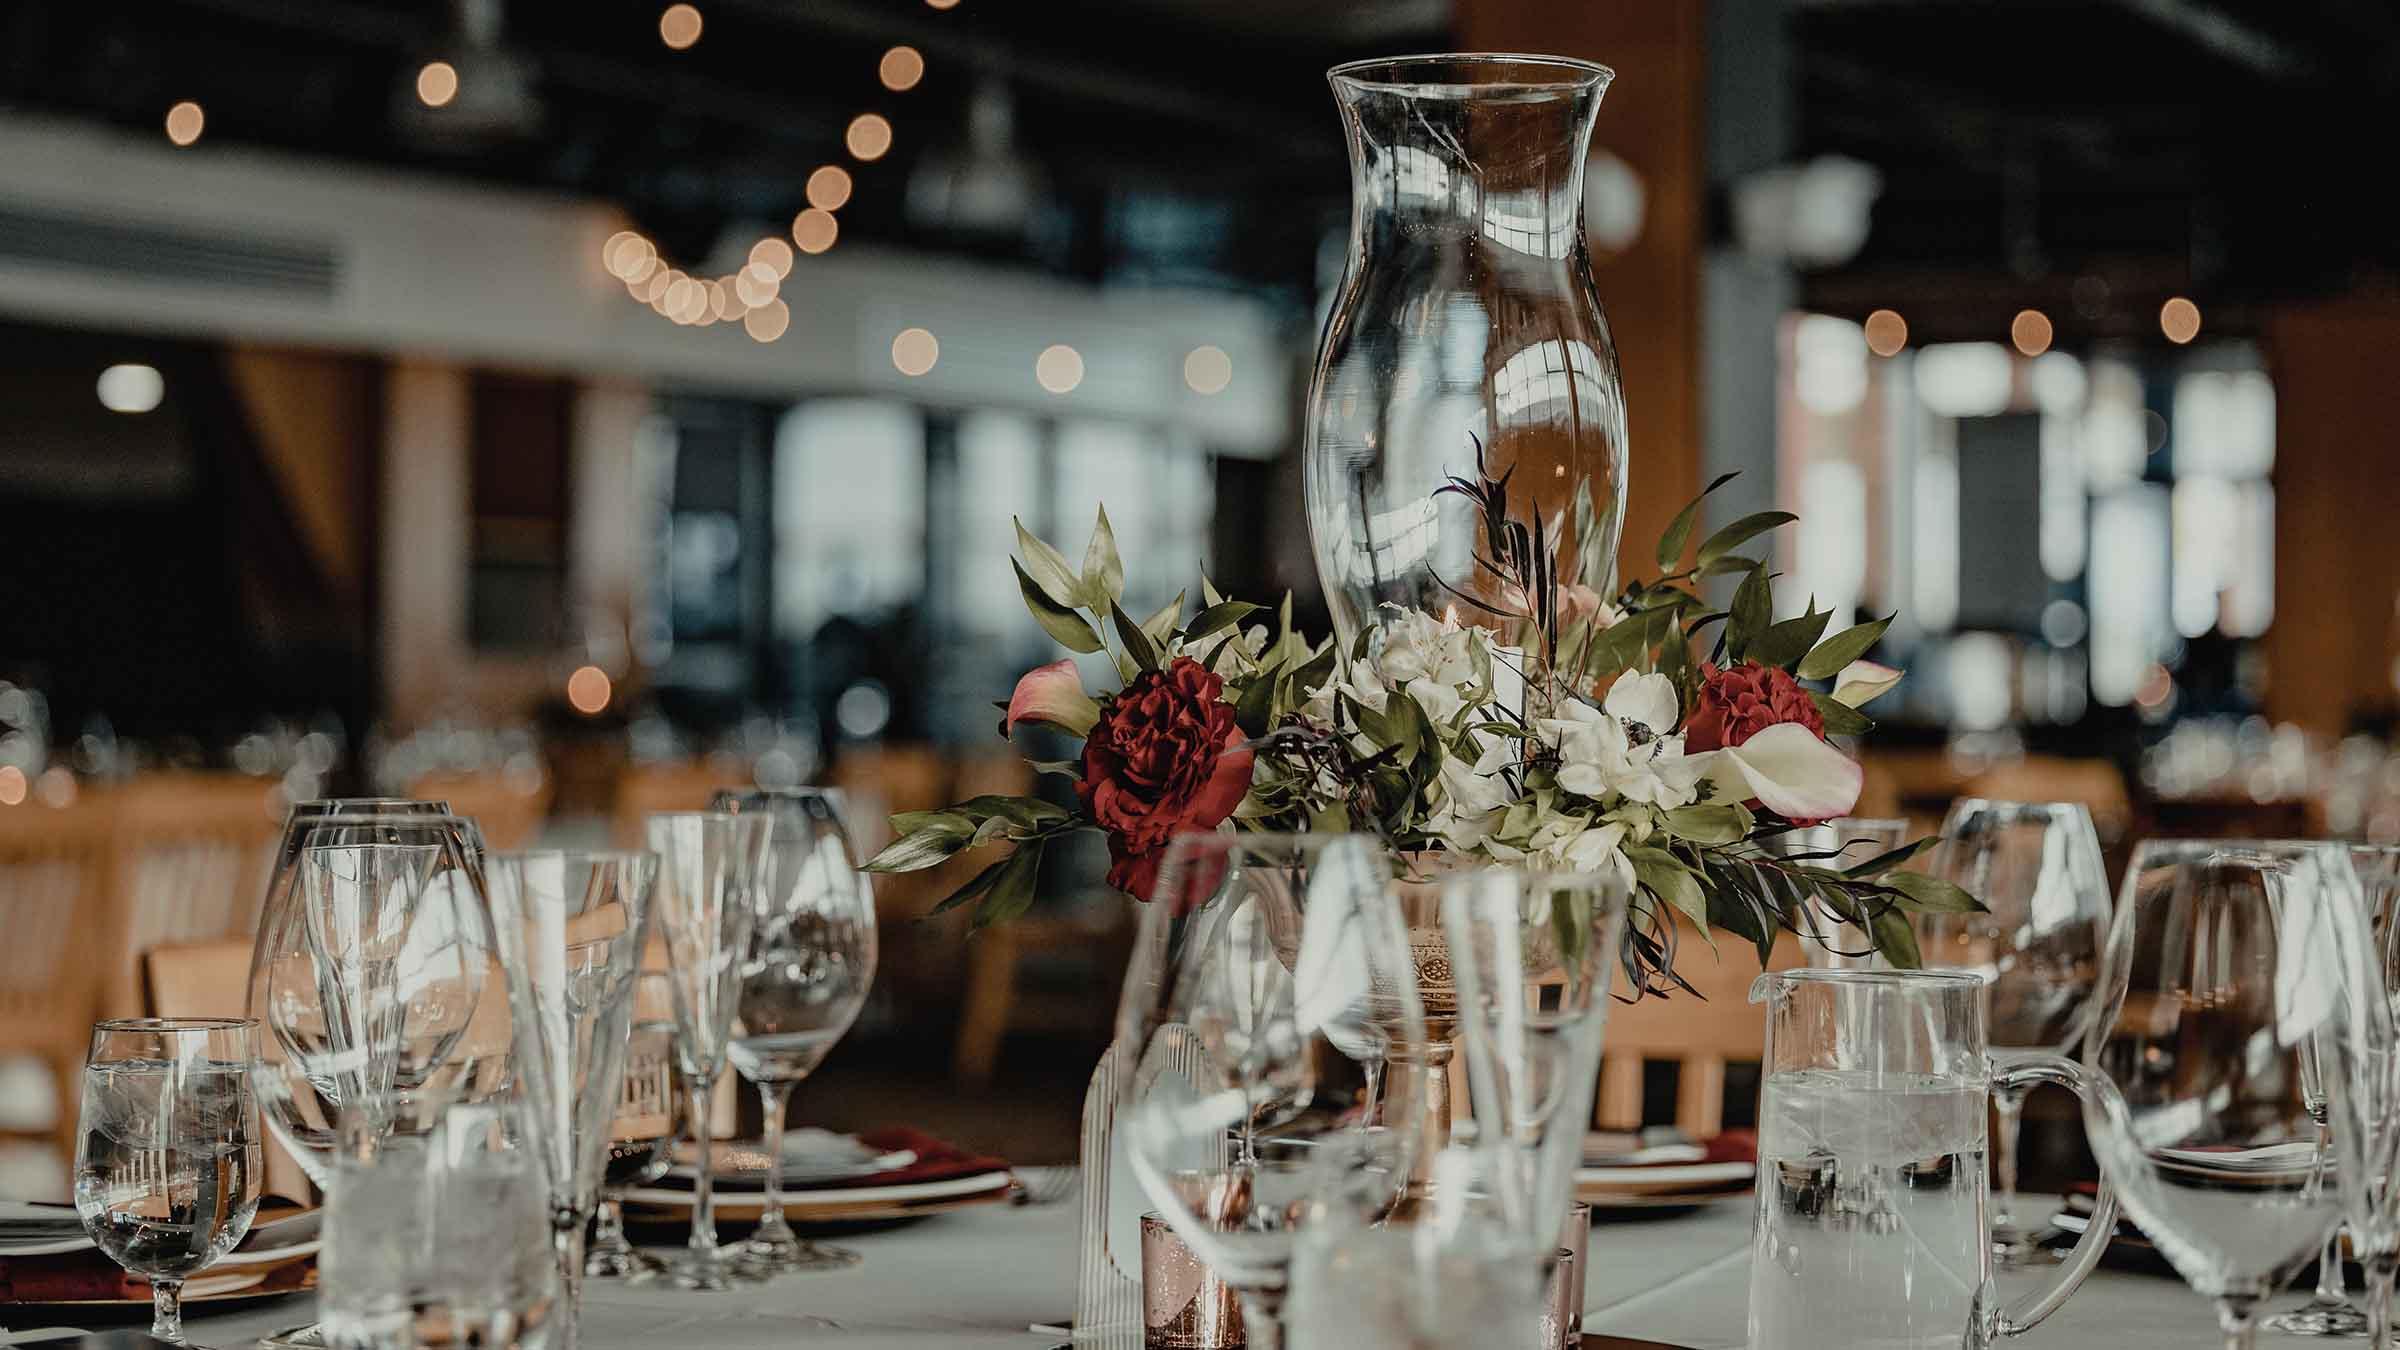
1684 661 1824 752
1077 657 1256 900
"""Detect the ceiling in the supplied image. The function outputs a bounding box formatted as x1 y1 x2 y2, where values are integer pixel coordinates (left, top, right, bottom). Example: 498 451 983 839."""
2 0 2394 339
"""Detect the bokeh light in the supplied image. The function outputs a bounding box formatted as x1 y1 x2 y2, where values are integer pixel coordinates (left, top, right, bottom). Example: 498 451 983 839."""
748 237 794 279
792 208 839 255
892 327 939 376
734 267 778 307
1035 344 1085 394
1863 308 1908 357
0 765 24 807
566 665 612 715
2161 297 2202 345
1184 345 1233 395
845 114 893 162
926 0 959 9
744 298 791 343
2010 308 2053 357
806 166 854 212
659 4 703 49
164 101 205 147
417 61 459 108
879 47 925 92
97 364 165 414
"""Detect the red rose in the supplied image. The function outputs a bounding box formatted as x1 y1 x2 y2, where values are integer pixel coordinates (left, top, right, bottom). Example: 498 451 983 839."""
1684 661 1824 752
1077 657 1256 900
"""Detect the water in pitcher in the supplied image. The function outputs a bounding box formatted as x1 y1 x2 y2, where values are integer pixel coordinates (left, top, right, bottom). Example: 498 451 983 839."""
1749 1068 1990 1350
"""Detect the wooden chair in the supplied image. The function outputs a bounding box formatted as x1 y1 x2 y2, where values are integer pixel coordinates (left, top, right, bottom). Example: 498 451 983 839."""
609 758 753 849
1594 922 1804 1136
0 798 115 1169
96 774 283 1017
141 937 311 1203
407 769 553 851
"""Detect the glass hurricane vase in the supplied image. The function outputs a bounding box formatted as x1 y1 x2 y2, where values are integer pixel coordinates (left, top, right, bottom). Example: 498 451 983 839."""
1305 54 1626 717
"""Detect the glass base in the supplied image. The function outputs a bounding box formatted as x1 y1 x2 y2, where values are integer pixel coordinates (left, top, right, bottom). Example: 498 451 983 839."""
1992 1228 2063 1269
586 1243 666 1280
257 1322 325 1349
2262 1298 2371 1338
732 1236 862 1278
667 1248 737 1292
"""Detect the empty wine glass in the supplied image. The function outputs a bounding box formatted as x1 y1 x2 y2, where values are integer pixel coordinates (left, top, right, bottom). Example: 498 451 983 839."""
1114 832 1426 1350
646 809 772 1292
1923 798 2112 1264
1764 818 1917 968
587 972 682 1281
74 1017 263 1346
484 850 657 1347
2082 840 2393 1350
713 788 877 1276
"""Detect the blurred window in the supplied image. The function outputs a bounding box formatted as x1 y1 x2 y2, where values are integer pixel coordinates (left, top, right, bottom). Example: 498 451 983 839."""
773 400 926 639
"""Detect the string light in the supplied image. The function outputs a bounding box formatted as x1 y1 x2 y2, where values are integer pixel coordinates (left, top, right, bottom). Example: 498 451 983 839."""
845 114 893 162
926 0 959 9
659 4 703 50
744 298 791 343
2010 309 2053 357
164 101 205 147
1863 308 1908 357
793 208 839 255
2161 297 2202 345
892 328 939 376
1035 344 1085 394
1184 346 1232 395
806 166 854 212
734 268 779 307
748 237 794 279
416 61 459 108
879 47 925 91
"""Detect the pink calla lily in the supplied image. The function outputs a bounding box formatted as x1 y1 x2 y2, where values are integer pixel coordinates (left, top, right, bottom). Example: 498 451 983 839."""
1832 659 1903 709
1702 722 1864 823
1004 659 1101 738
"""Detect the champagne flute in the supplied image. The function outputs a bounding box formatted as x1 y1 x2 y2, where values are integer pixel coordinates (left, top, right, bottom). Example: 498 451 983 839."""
713 788 877 1276
646 810 771 1292
587 973 682 1280
2082 840 2392 1350
74 1017 263 1346
1923 799 2111 1264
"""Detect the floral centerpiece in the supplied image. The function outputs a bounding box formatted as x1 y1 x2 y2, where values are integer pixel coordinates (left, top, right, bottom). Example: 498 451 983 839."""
865 471 1970 992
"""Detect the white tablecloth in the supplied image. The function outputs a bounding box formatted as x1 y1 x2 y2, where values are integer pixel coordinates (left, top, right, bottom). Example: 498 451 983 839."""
175 1190 2260 1349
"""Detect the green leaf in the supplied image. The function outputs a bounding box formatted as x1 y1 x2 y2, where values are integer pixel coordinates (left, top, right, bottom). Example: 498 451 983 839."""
1698 553 1759 578
1886 870 1985 914
1840 836 1939 879
1111 600 1160 672
1656 470 1738 571
1082 506 1125 608
1027 759 1082 779
1628 846 1708 931
888 809 974 840
1201 573 1226 608
1697 511 1797 567
1660 803 1750 845
1797 615 1894 680
1013 559 1105 653
1013 518 1082 608
1141 589 1186 646
955 794 1069 827
1869 906 1921 969
928 855 1014 915
1809 691 1874 737
865 821 976 873
1234 666 1276 735
1726 566 1772 661
1185 600 1262 643
1586 615 1654 679
1748 604 1834 670
972 844 1045 928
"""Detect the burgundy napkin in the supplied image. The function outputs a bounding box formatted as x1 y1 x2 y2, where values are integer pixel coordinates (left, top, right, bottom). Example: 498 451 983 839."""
1702 1130 1757 1165
827 1127 1012 1188
0 1251 146 1303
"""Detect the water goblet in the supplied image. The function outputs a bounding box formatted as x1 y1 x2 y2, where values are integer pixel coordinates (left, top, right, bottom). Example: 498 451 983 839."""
587 973 682 1281
713 788 877 1276
73 1017 263 1347
646 809 772 1292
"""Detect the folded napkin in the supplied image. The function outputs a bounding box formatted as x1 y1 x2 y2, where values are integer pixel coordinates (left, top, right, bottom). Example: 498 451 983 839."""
651 1127 1009 1194
1702 1130 1757 1165
0 1252 146 1304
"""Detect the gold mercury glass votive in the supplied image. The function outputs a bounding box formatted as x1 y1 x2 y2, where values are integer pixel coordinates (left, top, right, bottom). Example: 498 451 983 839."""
1141 1212 1245 1349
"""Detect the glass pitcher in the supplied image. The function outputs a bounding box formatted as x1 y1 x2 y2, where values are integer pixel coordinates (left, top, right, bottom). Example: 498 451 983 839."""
1747 969 2121 1350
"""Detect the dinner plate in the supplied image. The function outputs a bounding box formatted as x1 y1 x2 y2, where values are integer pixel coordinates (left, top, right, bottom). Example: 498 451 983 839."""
0 1202 320 1266
624 1169 1016 1223
1 1260 315 1315
1575 1161 1756 1193
667 1131 918 1188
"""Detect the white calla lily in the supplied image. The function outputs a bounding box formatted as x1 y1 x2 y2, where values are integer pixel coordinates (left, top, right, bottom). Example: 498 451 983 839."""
1832 659 1903 709
1702 722 1864 822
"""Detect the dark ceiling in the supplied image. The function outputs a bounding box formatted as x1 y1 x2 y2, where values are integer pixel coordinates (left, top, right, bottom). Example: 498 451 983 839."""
2 0 2394 339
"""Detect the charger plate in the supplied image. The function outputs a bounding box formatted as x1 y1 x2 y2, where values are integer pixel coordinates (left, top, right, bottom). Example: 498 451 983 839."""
1 1258 314 1316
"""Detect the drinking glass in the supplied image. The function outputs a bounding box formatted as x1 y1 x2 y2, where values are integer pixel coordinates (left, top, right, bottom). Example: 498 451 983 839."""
73 1017 263 1346
484 850 658 1347
244 807 500 1350
319 1101 556 1350
1921 798 2112 1263
587 972 682 1281
1764 818 1916 968
2082 841 2392 1350
1114 832 1426 1350
1441 867 1630 1248
646 809 772 1292
2265 843 2400 1337
712 788 878 1276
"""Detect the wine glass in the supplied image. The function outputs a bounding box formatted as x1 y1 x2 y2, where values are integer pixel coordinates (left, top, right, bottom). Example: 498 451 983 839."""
2082 840 2393 1350
74 1017 263 1346
483 850 658 1347
1114 832 1426 1350
646 809 772 1292
712 788 878 1276
243 807 500 1350
587 972 682 1281
1763 818 1917 968
1441 867 1630 1249
1922 798 2112 1264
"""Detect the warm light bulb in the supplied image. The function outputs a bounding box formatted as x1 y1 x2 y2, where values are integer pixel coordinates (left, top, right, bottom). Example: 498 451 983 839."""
879 46 925 92
806 165 854 212
659 4 703 49
2160 296 2201 345
1863 308 1908 357
164 101 205 147
845 114 893 162
1035 344 1085 394
2010 309 2053 357
416 61 459 107
1183 346 1232 395
892 327 939 376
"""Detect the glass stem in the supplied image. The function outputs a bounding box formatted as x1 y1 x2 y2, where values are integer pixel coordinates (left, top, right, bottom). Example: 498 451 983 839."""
758 1080 793 1240
1239 1289 1284 1350
1991 1085 2024 1235
592 1195 628 1256
685 1070 718 1257
553 1217 587 1350
150 1276 185 1343
1362 1055 1386 1128
2368 1257 2396 1349
2315 1226 2347 1304
2218 1294 2260 1350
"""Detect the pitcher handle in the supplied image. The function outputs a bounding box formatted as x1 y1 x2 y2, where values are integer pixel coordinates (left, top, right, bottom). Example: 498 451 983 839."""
1991 1054 2122 1339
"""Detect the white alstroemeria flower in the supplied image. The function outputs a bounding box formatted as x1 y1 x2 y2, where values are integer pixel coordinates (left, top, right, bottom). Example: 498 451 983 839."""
1558 819 1636 892
1374 606 1486 724
1543 673 1706 808
1429 734 1518 851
